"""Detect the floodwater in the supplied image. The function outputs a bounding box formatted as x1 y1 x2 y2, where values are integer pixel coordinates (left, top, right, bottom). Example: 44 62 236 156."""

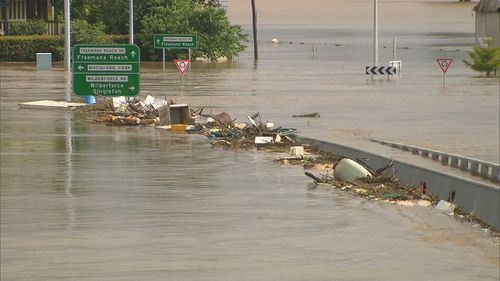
1 1 499 280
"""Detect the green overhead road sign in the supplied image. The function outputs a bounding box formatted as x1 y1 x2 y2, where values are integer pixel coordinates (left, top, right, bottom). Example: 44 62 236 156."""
154 34 197 49
72 44 140 97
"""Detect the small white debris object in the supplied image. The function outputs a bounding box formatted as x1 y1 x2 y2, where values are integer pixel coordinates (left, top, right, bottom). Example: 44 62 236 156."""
333 158 372 181
254 136 274 144
234 122 247 130
266 122 275 129
289 146 304 157
275 134 282 143
435 200 456 213
152 98 168 109
272 38 279 44
144 95 155 106
395 200 431 207
247 116 258 127
112 96 127 108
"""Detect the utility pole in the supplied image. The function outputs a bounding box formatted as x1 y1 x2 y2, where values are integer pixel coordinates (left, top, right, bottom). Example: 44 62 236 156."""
129 0 134 44
373 0 378 67
251 0 258 61
64 0 70 72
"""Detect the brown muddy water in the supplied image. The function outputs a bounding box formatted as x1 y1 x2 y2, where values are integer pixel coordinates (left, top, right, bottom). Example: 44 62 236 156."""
1 1 499 280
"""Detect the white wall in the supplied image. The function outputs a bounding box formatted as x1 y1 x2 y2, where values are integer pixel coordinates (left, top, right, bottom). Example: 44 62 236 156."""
475 12 500 48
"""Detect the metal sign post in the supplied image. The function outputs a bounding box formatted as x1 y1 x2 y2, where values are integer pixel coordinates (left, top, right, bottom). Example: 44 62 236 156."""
162 48 165 73
174 59 190 88
436 58 453 86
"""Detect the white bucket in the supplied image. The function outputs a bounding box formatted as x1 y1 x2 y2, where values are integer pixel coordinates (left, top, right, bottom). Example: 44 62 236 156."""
333 158 372 181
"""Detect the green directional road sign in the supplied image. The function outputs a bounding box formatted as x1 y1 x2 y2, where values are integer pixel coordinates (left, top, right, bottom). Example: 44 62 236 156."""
73 44 140 97
154 34 197 49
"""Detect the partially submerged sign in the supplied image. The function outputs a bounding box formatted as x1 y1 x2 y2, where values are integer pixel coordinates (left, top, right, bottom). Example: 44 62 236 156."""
436 58 453 86
174 59 191 76
436 58 453 73
365 66 397 75
154 34 197 49
73 44 140 97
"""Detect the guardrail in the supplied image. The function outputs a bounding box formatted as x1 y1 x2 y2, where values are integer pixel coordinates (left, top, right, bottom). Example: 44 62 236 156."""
294 135 500 230
370 139 500 183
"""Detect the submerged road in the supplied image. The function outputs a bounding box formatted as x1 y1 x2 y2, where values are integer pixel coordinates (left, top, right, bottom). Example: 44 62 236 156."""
1 5 499 277
1 54 499 280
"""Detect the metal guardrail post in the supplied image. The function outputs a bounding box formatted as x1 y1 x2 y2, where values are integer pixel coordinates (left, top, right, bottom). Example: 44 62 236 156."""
431 153 439 161
459 158 469 171
440 154 449 165
450 156 459 167
470 161 479 175
480 164 490 178
491 167 500 183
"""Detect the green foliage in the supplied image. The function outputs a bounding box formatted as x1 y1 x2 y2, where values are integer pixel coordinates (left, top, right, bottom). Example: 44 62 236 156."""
78 0 129 34
9 20 48 36
463 46 500 76
0 35 64 61
108 34 130 44
138 0 247 61
189 4 247 61
71 19 111 45
69 0 247 61
0 34 128 61
70 0 170 35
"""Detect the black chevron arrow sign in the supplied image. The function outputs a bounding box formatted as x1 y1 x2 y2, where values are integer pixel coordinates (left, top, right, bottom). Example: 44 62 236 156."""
365 66 397 75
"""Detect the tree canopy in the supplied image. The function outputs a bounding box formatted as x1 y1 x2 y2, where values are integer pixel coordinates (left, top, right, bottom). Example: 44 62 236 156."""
69 0 247 61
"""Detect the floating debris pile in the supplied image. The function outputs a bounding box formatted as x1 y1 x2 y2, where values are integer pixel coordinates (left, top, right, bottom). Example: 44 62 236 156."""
304 157 436 204
81 96 184 126
200 112 298 151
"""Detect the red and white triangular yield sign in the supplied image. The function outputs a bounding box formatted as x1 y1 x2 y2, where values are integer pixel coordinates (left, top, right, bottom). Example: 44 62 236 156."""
174 59 190 76
436 58 453 74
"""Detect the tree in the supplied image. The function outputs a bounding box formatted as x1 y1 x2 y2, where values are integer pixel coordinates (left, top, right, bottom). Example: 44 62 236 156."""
71 19 111 45
70 0 171 35
68 0 247 61
463 46 500 77
138 0 247 61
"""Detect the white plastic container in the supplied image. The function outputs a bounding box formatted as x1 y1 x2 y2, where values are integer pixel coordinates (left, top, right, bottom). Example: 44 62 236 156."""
289 146 304 157
333 158 372 181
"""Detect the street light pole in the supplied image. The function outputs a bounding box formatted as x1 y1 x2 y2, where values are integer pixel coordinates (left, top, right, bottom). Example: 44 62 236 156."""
129 0 134 44
64 0 70 72
251 0 258 61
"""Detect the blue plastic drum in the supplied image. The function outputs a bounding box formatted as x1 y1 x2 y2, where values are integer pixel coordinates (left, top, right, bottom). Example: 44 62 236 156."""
84 96 96 104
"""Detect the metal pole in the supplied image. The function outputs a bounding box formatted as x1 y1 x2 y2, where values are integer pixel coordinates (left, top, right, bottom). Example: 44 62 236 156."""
251 0 258 61
64 0 70 72
162 48 165 73
373 0 378 66
129 0 134 44
188 48 192 70
393 37 397 60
